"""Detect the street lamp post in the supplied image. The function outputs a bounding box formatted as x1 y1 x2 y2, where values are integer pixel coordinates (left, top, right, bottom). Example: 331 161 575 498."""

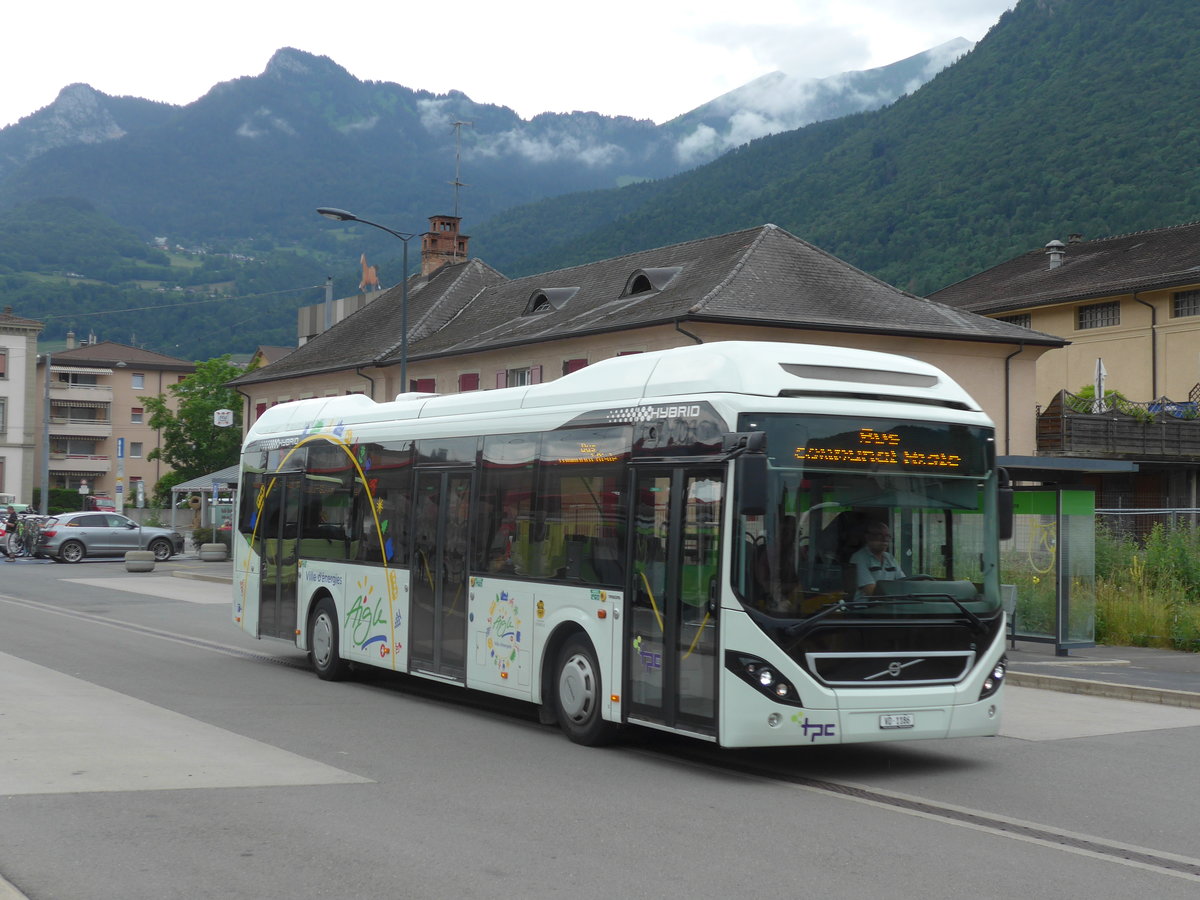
316 207 415 392
39 352 50 516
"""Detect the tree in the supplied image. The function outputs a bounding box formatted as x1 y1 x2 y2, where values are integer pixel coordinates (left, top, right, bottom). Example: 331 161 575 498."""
145 355 243 503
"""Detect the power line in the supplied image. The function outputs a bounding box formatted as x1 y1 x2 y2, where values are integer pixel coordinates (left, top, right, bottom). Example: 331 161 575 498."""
40 284 325 321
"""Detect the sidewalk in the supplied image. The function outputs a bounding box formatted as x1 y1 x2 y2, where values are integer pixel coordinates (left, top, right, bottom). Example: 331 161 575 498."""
172 558 1200 708
1006 640 1200 709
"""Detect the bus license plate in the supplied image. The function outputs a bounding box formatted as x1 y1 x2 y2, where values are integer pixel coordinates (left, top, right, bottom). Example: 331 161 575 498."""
879 713 915 729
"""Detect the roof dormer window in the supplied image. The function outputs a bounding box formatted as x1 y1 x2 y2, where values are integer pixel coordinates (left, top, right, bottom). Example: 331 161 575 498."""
524 287 580 315
622 266 682 297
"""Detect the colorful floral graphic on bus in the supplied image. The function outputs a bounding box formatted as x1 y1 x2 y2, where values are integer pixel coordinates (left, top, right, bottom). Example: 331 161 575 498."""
346 575 389 655
486 591 522 675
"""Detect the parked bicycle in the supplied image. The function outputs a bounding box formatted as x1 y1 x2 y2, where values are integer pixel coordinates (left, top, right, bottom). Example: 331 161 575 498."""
5 514 51 559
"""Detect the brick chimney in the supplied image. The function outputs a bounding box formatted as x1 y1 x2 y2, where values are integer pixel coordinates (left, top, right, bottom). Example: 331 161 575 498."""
420 215 469 276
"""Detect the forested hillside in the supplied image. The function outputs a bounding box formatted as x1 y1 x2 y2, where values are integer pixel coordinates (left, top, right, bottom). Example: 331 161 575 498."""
473 0 1200 296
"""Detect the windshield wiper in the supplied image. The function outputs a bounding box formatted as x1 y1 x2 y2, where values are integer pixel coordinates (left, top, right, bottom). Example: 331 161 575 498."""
782 593 987 644
868 591 987 635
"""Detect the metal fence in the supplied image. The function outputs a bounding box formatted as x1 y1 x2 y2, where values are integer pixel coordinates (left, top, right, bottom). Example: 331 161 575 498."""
1096 508 1200 541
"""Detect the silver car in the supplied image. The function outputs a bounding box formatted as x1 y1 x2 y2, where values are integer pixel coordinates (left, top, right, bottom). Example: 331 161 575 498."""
38 512 185 563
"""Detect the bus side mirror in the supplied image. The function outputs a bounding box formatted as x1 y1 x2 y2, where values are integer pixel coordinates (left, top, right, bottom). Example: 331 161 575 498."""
737 455 767 517
998 470 1014 542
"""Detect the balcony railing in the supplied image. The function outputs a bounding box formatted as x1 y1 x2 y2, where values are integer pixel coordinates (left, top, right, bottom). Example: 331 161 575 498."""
48 416 113 438
47 454 112 474
1037 389 1200 458
49 383 113 404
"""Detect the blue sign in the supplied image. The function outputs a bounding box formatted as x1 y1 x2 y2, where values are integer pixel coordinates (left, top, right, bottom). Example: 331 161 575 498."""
117 437 125 459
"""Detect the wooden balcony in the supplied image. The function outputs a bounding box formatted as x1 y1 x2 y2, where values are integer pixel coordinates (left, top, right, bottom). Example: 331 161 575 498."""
1037 390 1200 459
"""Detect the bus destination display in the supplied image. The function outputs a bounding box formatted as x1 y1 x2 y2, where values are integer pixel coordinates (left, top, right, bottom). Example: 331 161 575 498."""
795 427 964 471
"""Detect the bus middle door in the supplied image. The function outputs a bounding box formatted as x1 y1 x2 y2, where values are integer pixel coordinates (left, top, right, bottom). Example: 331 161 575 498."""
409 468 472 681
626 466 723 738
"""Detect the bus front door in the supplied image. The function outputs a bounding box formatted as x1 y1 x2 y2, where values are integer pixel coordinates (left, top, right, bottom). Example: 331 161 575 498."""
410 469 472 681
627 467 723 738
258 474 301 640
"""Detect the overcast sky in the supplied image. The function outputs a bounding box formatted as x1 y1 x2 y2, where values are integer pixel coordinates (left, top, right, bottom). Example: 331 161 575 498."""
2 0 1017 130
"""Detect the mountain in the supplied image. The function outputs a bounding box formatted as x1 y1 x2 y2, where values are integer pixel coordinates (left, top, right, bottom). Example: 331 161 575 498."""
472 0 1200 296
663 38 973 166
0 44 962 356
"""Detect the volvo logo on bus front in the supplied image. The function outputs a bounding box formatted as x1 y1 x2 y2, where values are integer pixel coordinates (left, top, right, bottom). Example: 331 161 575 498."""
864 658 925 681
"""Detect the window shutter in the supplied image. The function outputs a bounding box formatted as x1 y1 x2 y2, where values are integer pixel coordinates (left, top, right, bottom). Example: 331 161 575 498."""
563 358 588 374
530 365 543 385
496 371 508 389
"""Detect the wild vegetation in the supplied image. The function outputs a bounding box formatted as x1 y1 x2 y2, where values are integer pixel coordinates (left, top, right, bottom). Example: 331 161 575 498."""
1094 524 1200 651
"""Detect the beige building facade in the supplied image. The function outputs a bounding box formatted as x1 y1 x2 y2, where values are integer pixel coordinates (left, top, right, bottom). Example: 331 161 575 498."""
37 339 195 506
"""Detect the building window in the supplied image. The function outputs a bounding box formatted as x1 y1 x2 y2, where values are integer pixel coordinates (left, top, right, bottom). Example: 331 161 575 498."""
0 349 7 379
0 398 6 434
1076 301 1120 330
131 406 144 424
131 373 145 389
997 313 1031 328
1173 289 1200 318
130 442 143 458
502 366 542 388
458 373 480 392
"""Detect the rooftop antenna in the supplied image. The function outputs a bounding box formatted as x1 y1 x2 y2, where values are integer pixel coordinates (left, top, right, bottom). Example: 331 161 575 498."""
450 121 472 219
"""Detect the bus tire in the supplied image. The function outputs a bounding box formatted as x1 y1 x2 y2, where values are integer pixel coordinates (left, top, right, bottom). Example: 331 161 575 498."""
309 597 350 682
554 634 616 746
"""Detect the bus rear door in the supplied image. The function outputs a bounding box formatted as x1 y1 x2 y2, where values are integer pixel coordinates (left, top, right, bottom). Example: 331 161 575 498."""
257 473 301 640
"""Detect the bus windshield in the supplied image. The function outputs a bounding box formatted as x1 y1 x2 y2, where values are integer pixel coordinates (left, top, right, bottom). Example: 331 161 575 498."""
733 414 1001 627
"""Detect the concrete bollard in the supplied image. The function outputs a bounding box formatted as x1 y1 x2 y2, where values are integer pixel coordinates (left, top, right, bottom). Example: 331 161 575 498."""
125 550 156 573
198 543 228 562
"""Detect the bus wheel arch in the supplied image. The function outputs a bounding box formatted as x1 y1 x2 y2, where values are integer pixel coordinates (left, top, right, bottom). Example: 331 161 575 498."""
308 593 350 681
548 628 617 746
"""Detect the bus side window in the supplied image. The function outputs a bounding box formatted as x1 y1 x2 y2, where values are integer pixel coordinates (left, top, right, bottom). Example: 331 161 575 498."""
475 434 538 575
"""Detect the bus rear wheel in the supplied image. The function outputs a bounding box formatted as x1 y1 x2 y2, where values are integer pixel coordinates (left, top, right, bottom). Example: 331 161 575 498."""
554 634 616 746
309 597 350 681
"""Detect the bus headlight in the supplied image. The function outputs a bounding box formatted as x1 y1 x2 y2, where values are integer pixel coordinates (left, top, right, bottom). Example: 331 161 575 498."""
979 656 1007 700
725 652 804 707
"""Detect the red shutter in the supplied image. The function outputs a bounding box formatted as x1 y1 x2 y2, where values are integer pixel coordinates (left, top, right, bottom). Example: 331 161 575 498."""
530 365 542 385
496 371 508 389
458 373 480 392
563 358 588 374
255 402 267 419
413 378 436 393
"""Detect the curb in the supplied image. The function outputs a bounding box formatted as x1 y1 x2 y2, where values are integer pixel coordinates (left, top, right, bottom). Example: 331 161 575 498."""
1008 671 1200 709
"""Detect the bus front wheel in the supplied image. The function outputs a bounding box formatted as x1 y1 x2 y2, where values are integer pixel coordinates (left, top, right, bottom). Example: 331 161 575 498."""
554 635 616 746
309 597 350 682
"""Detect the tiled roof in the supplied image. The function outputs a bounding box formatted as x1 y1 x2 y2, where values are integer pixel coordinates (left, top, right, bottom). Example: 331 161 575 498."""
0 309 44 330
231 259 508 386
929 221 1200 314
234 224 1059 386
48 340 195 370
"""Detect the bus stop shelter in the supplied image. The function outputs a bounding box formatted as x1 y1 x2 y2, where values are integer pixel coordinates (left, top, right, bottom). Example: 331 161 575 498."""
168 464 239 534
998 455 1138 655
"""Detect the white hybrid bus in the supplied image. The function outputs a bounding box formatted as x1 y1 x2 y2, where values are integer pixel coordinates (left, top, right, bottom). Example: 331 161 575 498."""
233 342 1009 747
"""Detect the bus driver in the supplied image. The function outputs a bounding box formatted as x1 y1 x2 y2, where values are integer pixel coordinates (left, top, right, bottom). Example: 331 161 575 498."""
850 522 905 597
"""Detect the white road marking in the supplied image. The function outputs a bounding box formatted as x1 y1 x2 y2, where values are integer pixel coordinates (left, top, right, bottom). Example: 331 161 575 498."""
64 576 228 604
0 651 370 796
